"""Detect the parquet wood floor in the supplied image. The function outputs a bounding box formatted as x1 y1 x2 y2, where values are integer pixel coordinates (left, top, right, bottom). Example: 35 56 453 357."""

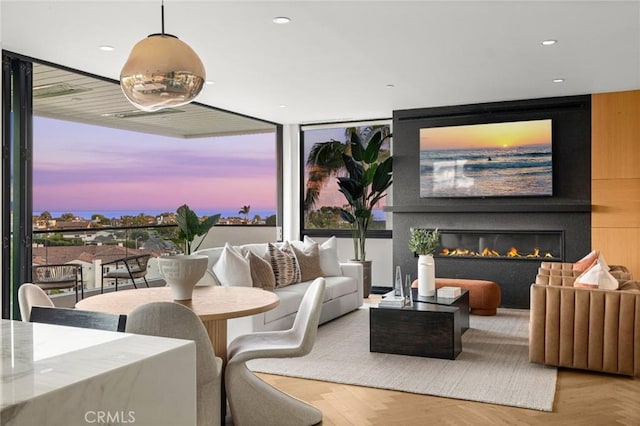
255 296 640 425
258 369 640 425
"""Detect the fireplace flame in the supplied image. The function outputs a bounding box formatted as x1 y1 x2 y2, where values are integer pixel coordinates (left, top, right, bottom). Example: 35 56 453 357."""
440 245 554 259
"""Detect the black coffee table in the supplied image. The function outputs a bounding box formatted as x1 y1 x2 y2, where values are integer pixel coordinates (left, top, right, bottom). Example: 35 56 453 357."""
369 289 469 360
412 288 470 332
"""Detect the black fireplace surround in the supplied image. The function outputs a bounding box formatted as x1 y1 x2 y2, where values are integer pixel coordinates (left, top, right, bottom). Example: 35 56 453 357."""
391 95 591 308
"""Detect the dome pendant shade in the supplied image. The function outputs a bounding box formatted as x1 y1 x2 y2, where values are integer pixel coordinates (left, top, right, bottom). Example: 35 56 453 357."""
120 34 206 112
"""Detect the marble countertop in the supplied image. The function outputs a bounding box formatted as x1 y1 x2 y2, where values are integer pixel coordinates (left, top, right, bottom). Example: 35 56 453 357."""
1 319 197 425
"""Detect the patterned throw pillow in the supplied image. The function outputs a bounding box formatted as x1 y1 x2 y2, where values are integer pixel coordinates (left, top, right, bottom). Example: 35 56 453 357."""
245 250 276 291
291 243 324 282
268 242 301 288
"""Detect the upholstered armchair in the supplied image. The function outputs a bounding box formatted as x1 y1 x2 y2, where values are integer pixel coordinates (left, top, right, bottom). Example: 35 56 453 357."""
529 262 640 377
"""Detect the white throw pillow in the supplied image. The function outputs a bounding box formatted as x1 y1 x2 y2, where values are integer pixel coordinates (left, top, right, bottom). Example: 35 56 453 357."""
303 236 341 276
212 243 252 287
574 253 619 290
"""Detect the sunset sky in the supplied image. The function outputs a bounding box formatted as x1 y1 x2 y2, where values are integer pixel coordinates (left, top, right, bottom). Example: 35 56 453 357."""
33 116 276 214
420 119 552 150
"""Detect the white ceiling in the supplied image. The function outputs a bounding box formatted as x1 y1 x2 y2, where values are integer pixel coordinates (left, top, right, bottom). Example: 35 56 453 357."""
2 1 639 126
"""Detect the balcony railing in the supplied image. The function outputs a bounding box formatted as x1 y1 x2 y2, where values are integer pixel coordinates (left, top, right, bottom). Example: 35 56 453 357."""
32 224 279 305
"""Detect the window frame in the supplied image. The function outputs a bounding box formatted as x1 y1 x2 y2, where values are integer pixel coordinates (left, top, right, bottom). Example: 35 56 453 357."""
299 119 393 239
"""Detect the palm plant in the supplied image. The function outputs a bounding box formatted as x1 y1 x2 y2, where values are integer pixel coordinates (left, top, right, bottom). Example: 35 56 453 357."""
238 205 251 222
175 204 220 254
304 125 391 210
337 129 392 261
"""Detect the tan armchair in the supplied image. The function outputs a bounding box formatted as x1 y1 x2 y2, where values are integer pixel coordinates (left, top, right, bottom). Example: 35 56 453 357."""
529 262 640 377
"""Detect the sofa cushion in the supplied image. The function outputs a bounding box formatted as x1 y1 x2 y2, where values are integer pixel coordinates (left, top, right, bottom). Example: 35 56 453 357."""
264 288 305 323
572 250 599 272
575 253 618 290
268 242 301 288
291 243 323 282
300 236 342 276
246 250 276 291
212 243 252 287
240 243 269 258
324 276 358 300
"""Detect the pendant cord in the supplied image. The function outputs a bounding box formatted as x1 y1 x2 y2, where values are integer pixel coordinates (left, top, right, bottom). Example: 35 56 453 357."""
161 0 165 35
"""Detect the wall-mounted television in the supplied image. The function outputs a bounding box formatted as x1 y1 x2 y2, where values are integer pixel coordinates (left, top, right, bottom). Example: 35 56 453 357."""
419 119 553 198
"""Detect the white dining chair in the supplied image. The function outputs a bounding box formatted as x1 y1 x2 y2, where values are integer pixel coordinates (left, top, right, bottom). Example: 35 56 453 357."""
125 302 222 426
18 283 54 322
225 277 326 426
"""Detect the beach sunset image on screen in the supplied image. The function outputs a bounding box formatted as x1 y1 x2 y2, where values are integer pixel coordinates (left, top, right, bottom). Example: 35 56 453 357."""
419 119 553 198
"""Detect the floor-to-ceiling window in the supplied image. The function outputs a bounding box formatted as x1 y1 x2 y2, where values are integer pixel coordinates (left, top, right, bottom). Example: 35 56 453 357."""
2 53 282 319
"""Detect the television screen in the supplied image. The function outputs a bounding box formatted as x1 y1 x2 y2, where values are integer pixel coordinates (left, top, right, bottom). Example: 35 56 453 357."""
419 119 553 198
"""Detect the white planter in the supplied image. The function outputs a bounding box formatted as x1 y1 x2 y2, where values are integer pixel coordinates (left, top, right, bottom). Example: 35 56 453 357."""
418 254 436 297
157 255 208 300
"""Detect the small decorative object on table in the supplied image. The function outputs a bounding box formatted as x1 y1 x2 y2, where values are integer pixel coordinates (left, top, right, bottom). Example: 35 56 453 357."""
380 267 412 308
158 254 209 300
408 228 441 297
437 286 462 298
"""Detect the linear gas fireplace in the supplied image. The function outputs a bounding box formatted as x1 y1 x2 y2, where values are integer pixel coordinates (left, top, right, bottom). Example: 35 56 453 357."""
435 230 564 261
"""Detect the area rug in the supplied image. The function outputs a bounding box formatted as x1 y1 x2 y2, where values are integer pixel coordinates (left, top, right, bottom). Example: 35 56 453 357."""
248 306 557 411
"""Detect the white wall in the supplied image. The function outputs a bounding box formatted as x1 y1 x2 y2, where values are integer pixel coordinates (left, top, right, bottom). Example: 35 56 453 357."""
196 226 278 249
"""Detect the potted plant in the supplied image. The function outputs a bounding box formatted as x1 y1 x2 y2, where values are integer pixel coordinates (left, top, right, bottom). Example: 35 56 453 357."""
175 204 221 254
158 204 221 300
337 128 393 297
409 228 440 297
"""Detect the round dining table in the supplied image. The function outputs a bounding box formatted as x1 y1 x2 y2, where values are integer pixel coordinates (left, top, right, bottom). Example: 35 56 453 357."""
76 285 280 365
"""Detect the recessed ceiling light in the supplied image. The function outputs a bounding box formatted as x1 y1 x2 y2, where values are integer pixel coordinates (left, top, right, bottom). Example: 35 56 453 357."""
541 40 557 46
552 78 565 83
205 80 215 85
99 45 115 51
385 84 395 89
272 16 291 24
279 105 287 108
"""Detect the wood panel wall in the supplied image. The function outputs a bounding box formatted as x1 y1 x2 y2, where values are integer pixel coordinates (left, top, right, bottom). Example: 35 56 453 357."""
592 90 640 277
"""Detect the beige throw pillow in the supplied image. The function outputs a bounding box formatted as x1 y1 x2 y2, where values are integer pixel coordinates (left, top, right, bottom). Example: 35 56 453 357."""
268 242 301 288
291 243 324 282
245 250 276 291
303 236 342 276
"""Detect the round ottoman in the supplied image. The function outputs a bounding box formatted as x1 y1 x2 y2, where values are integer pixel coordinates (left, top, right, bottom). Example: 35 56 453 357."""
437 278 501 315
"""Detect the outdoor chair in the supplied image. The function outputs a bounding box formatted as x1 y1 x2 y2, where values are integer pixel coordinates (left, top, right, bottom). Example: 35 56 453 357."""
18 283 55 321
32 263 84 302
225 277 326 426
101 254 151 293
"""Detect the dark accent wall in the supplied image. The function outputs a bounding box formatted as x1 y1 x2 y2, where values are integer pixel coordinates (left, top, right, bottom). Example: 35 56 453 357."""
391 95 592 308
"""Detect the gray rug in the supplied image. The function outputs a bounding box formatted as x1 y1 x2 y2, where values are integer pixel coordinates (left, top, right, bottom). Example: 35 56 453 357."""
248 306 557 411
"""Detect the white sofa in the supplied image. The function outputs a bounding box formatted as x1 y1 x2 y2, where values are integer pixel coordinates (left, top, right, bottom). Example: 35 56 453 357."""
193 239 363 344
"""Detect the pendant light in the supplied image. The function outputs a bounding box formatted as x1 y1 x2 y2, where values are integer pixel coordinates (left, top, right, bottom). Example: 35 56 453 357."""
120 1 206 112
